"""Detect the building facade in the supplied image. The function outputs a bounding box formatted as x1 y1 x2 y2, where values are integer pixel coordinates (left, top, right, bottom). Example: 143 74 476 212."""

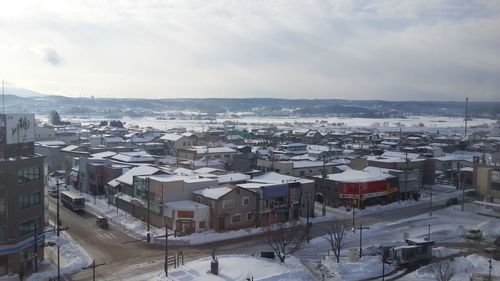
0 114 46 277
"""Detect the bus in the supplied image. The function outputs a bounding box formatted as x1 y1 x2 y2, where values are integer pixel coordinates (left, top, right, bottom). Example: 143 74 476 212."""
60 191 85 211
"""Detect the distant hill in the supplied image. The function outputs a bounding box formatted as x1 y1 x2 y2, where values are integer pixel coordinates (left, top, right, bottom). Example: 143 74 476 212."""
1 89 499 119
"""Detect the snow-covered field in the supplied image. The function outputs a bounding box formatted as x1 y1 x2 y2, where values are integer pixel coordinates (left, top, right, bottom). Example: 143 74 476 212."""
127 255 316 281
62 115 497 133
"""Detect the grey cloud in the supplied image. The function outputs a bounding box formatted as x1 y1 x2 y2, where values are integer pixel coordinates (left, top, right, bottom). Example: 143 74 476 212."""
42 47 63 66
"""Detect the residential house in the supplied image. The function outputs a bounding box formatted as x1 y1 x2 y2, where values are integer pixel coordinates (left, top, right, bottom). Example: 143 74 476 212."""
193 186 257 231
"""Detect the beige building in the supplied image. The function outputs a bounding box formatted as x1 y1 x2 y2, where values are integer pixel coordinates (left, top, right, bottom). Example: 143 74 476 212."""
474 165 500 202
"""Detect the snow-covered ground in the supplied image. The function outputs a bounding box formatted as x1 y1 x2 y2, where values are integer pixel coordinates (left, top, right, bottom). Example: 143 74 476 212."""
62 115 497 133
127 255 316 281
408 254 500 281
25 230 91 281
307 204 500 280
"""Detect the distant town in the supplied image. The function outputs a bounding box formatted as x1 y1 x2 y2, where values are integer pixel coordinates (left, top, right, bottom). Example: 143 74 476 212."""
0 106 498 281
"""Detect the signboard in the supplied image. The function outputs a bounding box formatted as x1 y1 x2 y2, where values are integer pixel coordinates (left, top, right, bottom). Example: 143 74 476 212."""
262 184 288 199
473 156 480 164
177 210 194 218
492 170 500 181
0 114 35 144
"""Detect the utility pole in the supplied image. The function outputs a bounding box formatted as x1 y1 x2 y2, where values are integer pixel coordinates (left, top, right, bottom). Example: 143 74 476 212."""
306 200 310 243
427 224 431 241
429 184 433 216
488 258 492 281
56 180 62 237
33 224 38 272
465 97 469 139
82 260 106 281
146 177 150 233
354 224 369 258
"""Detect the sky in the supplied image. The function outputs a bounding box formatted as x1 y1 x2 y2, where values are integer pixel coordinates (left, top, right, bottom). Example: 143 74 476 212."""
1 0 500 101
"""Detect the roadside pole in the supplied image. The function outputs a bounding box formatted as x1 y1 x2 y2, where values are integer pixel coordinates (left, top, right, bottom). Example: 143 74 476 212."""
82 259 106 281
354 224 369 258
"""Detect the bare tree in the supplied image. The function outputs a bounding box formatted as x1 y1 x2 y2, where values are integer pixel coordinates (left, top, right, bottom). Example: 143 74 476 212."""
323 222 346 263
428 260 456 281
266 222 306 263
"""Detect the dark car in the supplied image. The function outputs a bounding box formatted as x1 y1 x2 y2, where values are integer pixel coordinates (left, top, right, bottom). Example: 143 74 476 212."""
446 197 459 206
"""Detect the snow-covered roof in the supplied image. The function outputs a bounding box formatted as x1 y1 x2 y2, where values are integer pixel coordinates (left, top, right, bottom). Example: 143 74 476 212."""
249 172 313 184
323 170 391 183
217 173 251 184
111 152 155 163
35 140 67 147
193 186 233 200
115 165 161 185
91 151 117 159
161 133 185 141
381 151 421 160
192 147 237 154
165 200 209 210
104 137 123 143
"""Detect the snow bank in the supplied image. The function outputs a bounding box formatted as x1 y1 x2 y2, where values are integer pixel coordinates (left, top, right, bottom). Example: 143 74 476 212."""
26 231 92 281
321 256 394 281
130 255 316 281
477 219 500 240
412 254 500 281
432 247 461 258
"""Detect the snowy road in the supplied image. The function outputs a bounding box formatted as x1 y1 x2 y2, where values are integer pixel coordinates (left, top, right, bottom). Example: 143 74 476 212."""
48 188 466 280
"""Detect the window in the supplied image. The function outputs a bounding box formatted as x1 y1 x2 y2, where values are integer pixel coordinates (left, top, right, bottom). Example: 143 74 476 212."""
247 212 253 221
299 171 305 176
222 199 234 209
0 227 6 242
19 218 41 236
0 198 5 214
242 197 249 206
199 221 206 229
231 214 241 224
17 167 41 184
18 192 42 209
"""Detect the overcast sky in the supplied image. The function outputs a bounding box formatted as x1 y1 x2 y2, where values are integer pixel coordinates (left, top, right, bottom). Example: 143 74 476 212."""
1 0 499 101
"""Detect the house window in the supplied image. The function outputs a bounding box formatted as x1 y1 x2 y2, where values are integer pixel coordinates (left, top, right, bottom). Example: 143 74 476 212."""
199 221 206 229
242 197 249 206
231 214 241 224
299 171 305 176
247 212 253 221
222 199 234 209
17 167 41 184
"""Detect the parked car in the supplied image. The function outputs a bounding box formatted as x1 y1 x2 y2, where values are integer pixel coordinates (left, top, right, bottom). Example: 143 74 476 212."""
446 197 459 206
465 229 482 240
